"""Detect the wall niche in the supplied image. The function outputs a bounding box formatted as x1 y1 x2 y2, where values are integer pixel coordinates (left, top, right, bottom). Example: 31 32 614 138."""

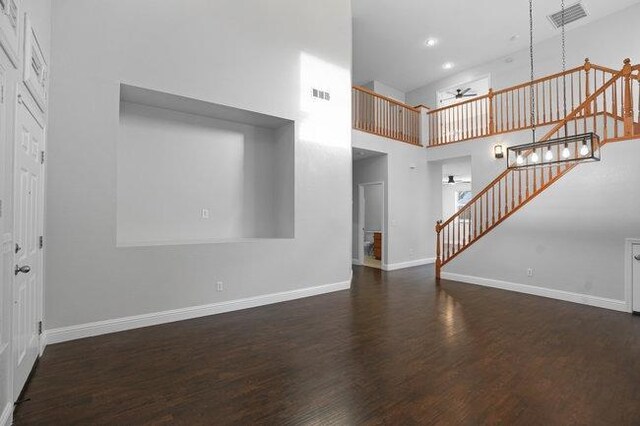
117 84 294 247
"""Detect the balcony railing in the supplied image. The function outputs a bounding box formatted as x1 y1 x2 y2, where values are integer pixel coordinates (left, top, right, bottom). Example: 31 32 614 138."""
427 58 623 147
352 85 421 145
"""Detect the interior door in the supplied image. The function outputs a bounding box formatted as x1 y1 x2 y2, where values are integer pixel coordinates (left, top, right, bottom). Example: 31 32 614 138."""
12 92 44 399
633 244 640 314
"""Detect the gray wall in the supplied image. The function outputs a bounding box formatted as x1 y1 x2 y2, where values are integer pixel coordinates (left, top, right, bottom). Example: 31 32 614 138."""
117 102 292 245
427 128 640 303
46 0 352 329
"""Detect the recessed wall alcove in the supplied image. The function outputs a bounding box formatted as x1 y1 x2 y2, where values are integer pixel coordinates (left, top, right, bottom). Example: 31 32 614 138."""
117 84 294 247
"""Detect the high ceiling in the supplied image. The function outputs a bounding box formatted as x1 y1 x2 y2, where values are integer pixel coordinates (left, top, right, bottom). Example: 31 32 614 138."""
353 0 640 92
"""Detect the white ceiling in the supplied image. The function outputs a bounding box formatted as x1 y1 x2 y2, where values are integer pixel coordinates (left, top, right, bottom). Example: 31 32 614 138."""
353 0 640 92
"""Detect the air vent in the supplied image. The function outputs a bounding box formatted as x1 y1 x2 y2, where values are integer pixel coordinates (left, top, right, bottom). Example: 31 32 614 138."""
548 2 588 28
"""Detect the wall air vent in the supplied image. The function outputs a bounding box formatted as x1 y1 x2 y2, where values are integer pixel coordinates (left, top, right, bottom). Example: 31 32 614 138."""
548 2 588 29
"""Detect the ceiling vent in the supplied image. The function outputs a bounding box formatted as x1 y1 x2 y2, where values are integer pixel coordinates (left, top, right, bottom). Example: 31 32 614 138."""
548 2 588 29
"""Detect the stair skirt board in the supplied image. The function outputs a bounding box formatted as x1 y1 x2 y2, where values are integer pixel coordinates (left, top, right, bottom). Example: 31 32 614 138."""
43 278 352 347
441 272 630 312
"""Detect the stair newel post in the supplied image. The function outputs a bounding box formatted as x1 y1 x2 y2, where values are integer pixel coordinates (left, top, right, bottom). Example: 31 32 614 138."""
584 58 592 116
435 220 442 281
622 58 634 137
488 88 496 135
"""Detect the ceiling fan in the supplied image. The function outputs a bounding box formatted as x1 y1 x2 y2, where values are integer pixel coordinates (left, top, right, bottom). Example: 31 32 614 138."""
442 175 472 185
440 88 478 102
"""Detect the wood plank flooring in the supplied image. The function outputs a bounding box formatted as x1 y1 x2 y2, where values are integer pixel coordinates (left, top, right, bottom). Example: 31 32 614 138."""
13 265 640 424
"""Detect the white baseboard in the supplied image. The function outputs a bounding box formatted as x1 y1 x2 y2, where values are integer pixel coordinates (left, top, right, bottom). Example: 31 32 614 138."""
382 257 435 271
45 279 352 345
0 403 12 426
352 258 362 265
441 272 630 312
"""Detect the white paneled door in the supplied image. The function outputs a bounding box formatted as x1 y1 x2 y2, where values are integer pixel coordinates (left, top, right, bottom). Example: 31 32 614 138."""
633 244 640 314
12 92 44 399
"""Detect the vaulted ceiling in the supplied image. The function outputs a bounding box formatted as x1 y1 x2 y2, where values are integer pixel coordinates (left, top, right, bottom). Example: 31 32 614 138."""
353 0 640 92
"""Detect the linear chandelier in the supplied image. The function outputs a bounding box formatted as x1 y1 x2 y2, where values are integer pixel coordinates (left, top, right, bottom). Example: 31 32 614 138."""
506 132 600 169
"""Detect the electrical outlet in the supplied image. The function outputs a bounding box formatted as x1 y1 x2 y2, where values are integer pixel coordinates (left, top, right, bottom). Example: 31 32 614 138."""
527 268 533 277
216 281 224 292
201 208 210 219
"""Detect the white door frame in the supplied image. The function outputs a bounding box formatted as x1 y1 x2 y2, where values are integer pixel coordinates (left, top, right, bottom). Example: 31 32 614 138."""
358 181 385 267
625 238 640 314
11 86 45 400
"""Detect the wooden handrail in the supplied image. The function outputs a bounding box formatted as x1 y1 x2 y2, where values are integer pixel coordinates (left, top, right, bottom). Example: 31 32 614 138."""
352 85 419 111
435 58 640 279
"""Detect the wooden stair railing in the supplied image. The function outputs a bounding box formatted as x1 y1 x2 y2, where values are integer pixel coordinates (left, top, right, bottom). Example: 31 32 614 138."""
428 58 622 147
435 59 640 279
352 85 422 145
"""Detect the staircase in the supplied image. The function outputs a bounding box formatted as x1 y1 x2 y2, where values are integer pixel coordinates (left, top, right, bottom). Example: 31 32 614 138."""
435 58 640 279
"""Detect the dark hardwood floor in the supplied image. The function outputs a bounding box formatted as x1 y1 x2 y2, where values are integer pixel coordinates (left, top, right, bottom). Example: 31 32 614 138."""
14 265 640 425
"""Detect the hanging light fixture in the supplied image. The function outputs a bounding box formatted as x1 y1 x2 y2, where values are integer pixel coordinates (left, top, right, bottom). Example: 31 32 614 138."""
507 133 600 169
506 0 601 170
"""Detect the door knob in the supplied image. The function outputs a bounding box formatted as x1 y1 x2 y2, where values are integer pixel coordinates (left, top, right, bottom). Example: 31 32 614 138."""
14 265 30 275
635 254 640 261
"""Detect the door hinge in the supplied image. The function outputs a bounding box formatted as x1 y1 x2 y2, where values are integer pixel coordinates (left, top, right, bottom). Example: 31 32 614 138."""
39 235 43 249
40 151 45 164
38 321 42 335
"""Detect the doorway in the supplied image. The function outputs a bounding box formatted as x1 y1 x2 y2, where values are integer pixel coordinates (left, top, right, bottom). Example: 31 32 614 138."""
358 182 384 269
12 90 45 399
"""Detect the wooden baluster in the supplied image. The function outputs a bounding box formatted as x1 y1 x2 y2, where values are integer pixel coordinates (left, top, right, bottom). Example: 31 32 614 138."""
603 70 608 139
584 58 592 116
536 82 540 125
554 78 564 120
488 89 495 134
571 72 577 135
613 79 619 138
498 179 502 219
435 221 442 280
479 196 483 234
518 89 522 128
542 81 547 124
623 58 634 137
548 79 553 122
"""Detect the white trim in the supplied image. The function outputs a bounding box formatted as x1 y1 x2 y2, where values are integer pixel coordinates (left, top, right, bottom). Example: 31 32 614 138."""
441 272 630 312
625 238 640 313
352 258 361 265
44 279 352 345
382 257 435 271
0 402 12 426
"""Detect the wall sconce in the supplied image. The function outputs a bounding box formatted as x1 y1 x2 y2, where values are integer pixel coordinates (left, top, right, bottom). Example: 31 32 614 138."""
494 144 504 159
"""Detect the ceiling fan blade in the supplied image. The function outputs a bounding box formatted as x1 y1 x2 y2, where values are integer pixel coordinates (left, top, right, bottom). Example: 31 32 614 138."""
462 93 478 97
440 96 456 101
446 91 458 96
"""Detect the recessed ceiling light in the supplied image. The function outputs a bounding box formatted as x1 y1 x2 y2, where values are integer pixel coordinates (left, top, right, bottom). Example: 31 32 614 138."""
425 38 437 47
509 34 520 42
505 57 514 63
442 62 454 70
